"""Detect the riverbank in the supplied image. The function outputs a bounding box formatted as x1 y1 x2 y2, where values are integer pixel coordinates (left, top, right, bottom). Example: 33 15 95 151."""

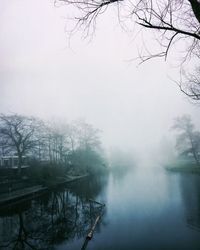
0 174 89 207
44 174 89 187
165 164 200 175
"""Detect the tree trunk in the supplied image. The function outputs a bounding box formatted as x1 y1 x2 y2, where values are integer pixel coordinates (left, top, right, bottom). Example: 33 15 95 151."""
189 133 200 165
192 150 199 165
18 153 23 176
188 0 200 24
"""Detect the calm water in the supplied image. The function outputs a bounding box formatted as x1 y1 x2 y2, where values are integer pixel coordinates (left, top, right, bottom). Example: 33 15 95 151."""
0 163 200 250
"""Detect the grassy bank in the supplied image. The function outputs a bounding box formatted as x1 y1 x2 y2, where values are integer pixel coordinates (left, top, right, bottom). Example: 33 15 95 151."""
165 160 200 175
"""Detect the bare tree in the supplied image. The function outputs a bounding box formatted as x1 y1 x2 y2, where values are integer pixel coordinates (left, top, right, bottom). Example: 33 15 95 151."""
57 0 200 58
172 115 200 165
56 0 200 99
178 66 200 100
43 122 72 165
65 123 79 152
75 119 101 151
0 114 40 175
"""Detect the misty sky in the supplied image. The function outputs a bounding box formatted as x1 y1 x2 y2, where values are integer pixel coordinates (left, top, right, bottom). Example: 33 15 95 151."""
0 0 199 153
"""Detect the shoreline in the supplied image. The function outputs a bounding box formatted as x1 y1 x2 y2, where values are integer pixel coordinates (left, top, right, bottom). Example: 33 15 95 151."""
165 165 200 175
0 174 89 207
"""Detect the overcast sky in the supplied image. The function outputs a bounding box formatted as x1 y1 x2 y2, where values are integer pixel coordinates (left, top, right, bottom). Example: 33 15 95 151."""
0 0 199 153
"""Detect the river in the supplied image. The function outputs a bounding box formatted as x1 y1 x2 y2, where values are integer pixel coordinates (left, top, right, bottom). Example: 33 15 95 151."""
0 163 200 250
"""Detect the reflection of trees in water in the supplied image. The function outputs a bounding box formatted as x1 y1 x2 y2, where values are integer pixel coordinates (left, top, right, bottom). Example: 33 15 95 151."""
179 174 200 231
68 175 108 201
0 212 46 250
0 176 107 249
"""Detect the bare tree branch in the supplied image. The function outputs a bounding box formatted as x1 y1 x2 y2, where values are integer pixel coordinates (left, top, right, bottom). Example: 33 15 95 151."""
56 0 200 101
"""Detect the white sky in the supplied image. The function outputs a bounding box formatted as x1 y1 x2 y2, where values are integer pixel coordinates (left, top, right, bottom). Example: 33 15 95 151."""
0 0 199 153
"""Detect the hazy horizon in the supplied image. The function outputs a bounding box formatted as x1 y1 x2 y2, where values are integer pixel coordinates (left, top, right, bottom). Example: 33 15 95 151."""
1 0 200 154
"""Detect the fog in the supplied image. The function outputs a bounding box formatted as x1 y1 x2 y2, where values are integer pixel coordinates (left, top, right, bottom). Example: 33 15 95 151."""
0 0 200 155
1 2 200 249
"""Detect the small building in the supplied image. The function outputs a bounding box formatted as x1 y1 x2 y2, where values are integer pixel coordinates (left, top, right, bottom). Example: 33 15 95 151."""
0 156 28 168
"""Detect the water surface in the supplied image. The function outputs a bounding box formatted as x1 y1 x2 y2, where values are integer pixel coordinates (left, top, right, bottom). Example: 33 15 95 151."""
0 164 200 250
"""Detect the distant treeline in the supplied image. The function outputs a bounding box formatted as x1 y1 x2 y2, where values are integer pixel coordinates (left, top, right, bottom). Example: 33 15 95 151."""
0 113 107 175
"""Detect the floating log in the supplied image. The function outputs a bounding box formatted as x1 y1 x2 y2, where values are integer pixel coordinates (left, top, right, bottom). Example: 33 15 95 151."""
87 214 101 239
81 200 105 250
81 238 90 250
